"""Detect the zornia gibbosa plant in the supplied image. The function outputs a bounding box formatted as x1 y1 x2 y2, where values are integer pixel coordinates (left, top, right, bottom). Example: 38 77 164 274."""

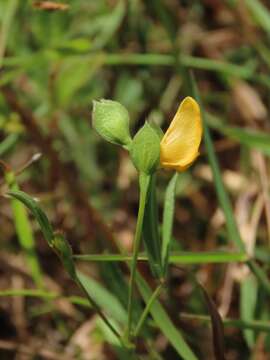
92 96 203 341
8 96 203 355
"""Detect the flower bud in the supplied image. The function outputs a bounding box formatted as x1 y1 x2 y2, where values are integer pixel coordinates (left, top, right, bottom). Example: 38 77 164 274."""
130 122 160 174
92 99 132 146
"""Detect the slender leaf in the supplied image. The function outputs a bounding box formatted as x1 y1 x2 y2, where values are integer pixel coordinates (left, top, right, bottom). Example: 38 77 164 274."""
199 284 225 360
6 174 43 287
142 174 162 278
162 172 178 275
0 134 19 156
77 271 127 325
245 0 270 34
240 274 258 348
8 190 54 245
190 73 270 296
74 251 248 264
179 313 270 332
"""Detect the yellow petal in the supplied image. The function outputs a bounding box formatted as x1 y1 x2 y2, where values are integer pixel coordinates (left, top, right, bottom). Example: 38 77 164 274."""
160 96 202 172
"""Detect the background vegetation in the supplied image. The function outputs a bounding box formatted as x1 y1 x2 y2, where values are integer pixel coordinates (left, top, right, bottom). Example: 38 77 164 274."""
1 0 270 359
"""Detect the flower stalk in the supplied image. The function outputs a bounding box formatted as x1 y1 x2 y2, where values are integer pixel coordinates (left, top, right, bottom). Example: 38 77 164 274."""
126 172 150 340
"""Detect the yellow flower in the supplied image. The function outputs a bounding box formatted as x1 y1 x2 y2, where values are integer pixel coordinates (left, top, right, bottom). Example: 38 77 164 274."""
160 96 203 172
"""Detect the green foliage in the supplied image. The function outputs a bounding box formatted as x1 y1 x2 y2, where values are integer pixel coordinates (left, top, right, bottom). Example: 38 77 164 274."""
142 174 162 278
161 172 178 275
5 173 43 287
2 1 270 358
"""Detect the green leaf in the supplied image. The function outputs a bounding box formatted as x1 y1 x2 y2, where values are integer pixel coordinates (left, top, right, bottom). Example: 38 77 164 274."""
55 54 104 106
240 274 258 348
6 175 43 287
92 0 125 50
245 0 270 34
8 190 54 246
161 172 178 275
73 251 248 264
136 272 198 360
198 284 225 360
104 53 255 79
0 134 19 156
179 313 270 332
142 174 162 278
77 271 127 325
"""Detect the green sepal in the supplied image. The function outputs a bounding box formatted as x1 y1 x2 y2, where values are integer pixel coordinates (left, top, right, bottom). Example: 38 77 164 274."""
130 122 160 174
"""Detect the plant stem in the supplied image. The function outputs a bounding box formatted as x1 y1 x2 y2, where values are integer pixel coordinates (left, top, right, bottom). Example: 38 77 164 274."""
179 312 270 332
127 173 150 340
134 282 164 337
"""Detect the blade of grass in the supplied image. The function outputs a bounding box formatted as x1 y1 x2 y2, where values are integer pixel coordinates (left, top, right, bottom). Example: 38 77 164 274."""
240 274 258 348
0 134 19 156
7 190 54 245
245 0 270 34
161 172 178 275
73 251 248 264
179 313 270 332
76 271 127 325
142 174 162 278
5 173 43 287
190 73 270 296
104 53 255 79
3 52 255 79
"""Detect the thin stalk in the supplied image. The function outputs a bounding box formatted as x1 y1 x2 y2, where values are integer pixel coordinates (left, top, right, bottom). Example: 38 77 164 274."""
179 312 270 332
127 173 150 340
104 53 253 78
134 282 164 337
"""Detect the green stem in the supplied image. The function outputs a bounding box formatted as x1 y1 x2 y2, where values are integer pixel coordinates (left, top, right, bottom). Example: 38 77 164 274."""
179 312 270 332
134 282 164 338
127 173 150 340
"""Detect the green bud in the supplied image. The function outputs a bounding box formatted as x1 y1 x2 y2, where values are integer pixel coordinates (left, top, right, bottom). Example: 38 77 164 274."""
130 122 160 174
92 99 132 146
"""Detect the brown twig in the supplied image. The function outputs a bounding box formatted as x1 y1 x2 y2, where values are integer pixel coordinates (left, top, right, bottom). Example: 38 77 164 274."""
1 86 118 251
